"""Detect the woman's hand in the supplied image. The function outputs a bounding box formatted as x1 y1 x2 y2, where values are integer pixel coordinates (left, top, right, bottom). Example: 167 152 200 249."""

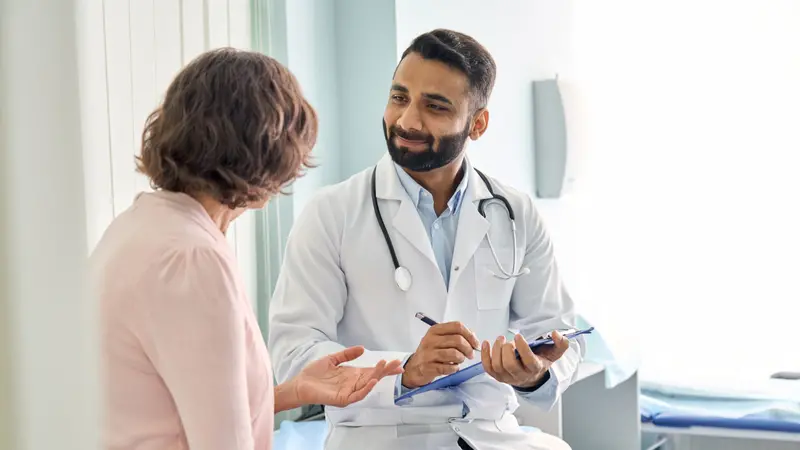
275 346 403 412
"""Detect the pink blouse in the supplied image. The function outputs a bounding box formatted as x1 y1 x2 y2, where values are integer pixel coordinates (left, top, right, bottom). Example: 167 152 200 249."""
90 191 274 450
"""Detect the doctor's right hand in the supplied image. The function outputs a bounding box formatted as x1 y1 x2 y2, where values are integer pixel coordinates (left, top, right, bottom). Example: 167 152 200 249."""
402 322 481 389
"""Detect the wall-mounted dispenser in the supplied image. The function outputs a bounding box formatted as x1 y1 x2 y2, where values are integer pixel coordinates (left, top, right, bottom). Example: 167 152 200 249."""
532 78 568 198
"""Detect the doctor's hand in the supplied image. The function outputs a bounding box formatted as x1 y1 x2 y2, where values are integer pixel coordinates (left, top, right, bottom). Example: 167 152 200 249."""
480 331 569 390
402 322 481 389
277 346 403 412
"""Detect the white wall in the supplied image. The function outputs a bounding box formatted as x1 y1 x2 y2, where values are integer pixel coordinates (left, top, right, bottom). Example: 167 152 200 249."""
394 0 573 195
77 0 257 304
1 1 100 448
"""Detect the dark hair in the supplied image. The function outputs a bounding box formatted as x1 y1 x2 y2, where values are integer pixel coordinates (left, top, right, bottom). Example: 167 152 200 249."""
400 29 496 110
136 47 317 209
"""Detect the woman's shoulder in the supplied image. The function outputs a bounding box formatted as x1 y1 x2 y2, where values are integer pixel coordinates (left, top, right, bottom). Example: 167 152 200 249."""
90 207 239 306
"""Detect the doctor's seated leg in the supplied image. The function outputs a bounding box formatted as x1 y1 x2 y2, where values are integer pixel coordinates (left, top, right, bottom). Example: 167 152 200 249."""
268 28 584 450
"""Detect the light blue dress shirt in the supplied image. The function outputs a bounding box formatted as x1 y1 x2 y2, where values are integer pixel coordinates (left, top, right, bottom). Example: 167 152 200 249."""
392 161 469 396
392 162 469 289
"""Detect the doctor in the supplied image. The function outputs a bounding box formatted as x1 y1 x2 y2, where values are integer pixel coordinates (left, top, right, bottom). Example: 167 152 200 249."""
268 29 584 450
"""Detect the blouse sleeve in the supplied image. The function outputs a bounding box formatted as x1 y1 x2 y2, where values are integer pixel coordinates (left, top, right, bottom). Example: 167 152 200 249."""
139 245 255 450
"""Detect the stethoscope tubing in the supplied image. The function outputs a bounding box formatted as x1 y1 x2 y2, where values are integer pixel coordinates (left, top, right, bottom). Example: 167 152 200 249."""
371 165 528 291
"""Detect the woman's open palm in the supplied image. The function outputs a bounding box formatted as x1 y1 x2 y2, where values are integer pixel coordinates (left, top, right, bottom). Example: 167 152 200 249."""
295 346 403 407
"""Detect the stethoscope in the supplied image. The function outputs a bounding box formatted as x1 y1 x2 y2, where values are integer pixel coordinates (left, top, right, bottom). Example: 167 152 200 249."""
371 166 530 292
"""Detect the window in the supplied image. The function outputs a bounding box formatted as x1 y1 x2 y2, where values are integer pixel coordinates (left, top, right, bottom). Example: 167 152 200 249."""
560 0 800 382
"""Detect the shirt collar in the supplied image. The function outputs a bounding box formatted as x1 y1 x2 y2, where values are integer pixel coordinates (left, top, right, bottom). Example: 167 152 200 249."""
392 159 470 214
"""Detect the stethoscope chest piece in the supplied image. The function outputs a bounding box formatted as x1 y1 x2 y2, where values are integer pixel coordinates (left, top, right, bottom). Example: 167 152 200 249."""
394 266 412 292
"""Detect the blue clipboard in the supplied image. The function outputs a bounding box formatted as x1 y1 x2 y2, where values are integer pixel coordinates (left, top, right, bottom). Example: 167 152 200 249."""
394 327 594 405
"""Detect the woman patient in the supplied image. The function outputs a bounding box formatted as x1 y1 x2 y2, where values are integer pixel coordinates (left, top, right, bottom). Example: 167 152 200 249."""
89 48 402 449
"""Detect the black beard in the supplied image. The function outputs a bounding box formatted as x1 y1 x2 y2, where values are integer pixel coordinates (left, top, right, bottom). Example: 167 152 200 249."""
383 119 470 172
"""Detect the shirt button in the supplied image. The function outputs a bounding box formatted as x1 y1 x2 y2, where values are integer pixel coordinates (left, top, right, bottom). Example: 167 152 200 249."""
433 222 440 230
454 426 461 432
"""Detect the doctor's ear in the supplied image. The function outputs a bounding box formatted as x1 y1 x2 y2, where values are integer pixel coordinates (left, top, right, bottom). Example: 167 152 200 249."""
469 109 489 140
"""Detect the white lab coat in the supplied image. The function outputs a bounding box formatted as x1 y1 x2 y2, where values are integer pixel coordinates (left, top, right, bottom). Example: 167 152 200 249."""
268 155 584 450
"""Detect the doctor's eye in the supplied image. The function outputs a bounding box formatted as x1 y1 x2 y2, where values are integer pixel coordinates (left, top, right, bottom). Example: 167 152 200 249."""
390 95 407 104
426 104 447 112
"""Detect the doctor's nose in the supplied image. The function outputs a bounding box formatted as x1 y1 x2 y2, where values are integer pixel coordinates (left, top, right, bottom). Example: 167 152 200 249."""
396 105 423 132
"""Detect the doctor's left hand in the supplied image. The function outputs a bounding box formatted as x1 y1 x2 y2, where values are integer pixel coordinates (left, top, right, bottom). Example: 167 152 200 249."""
291 346 404 408
480 332 569 389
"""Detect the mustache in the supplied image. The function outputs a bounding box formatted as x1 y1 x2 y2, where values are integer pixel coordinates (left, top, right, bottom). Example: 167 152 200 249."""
390 125 434 144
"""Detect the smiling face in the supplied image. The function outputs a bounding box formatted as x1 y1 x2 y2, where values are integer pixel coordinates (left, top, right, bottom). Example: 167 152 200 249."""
383 52 488 173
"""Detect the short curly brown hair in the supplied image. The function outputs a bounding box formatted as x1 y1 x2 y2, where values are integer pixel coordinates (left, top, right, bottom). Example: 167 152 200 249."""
136 48 317 208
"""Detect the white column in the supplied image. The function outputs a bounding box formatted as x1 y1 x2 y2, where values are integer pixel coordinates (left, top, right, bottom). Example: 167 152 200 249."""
0 0 101 449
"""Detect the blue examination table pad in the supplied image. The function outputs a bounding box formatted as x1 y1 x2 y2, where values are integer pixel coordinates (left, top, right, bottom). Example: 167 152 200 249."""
574 313 800 435
640 377 800 434
273 420 540 450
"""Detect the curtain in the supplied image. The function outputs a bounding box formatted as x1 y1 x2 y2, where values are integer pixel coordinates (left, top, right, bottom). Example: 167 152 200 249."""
250 0 308 425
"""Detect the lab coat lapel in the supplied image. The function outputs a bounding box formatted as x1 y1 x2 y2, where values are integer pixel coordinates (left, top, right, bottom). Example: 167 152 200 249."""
450 166 493 289
374 156 438 267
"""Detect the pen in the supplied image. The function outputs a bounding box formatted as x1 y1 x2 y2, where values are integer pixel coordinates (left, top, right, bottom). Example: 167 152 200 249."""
415 312 481 352
414 311 438 327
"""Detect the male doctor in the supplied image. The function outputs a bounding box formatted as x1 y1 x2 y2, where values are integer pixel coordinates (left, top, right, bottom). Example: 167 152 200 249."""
268 29 584 450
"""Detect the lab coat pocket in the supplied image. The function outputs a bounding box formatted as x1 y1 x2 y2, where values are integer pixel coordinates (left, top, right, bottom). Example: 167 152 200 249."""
473 247 516 310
